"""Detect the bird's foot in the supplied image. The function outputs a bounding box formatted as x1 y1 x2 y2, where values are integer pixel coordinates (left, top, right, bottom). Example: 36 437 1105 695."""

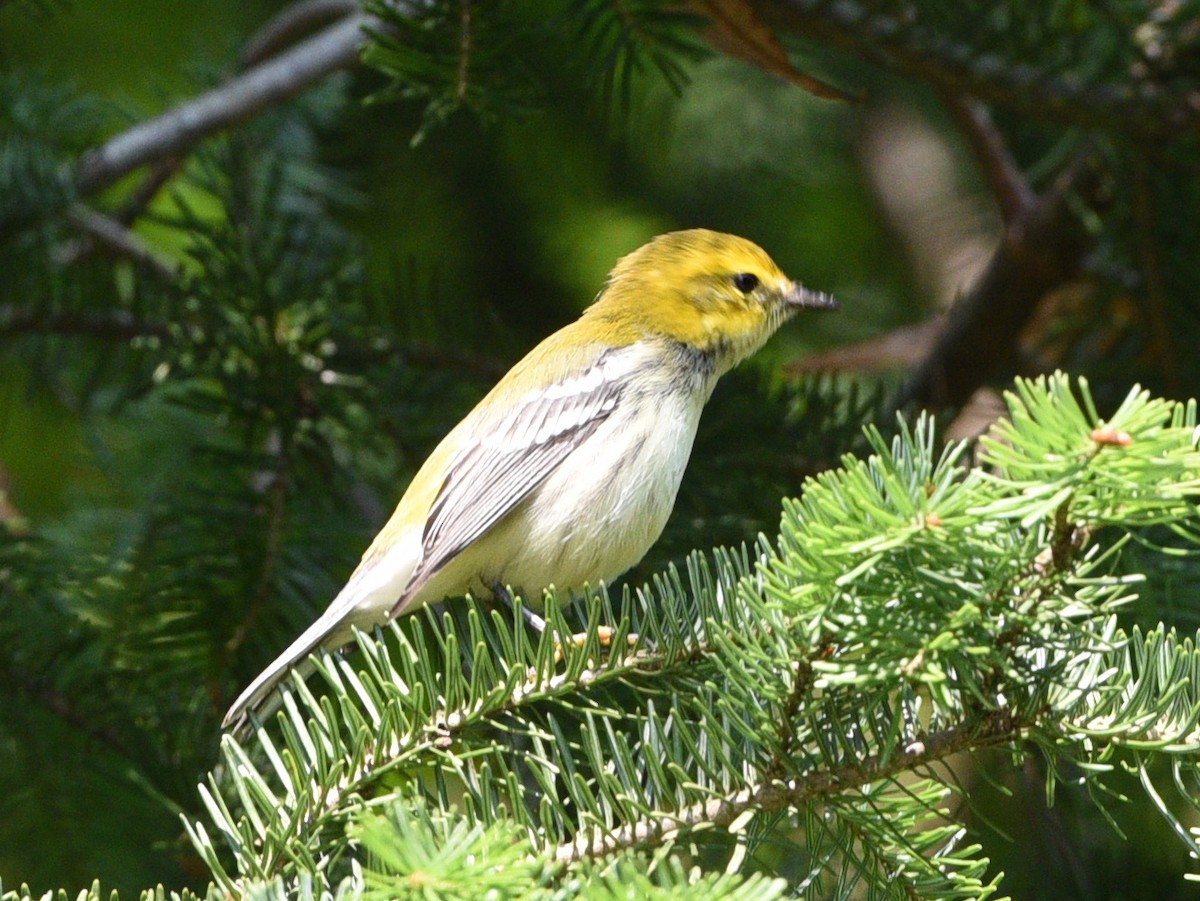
491 583 638 679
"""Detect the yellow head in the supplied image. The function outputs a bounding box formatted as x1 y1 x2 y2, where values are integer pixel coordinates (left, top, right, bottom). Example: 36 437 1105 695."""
584 229 837 367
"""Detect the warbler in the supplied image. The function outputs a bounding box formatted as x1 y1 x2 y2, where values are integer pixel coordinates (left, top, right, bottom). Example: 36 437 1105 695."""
223 229 837 727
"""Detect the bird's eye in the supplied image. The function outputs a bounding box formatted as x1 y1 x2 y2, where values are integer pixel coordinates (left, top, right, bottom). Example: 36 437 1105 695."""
732 272 759 293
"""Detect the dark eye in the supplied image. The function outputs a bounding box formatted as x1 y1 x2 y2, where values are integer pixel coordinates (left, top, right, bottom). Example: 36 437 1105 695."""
732 272 759 293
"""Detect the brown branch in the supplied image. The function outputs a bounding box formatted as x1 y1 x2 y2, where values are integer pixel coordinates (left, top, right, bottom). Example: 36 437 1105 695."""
1132 160 1179 395
555 708 1021 864
691 0 859 102
762 0 1200 141
802 92 1093 409
73 9 389 197
940 92 1035 226
895 148 1099 409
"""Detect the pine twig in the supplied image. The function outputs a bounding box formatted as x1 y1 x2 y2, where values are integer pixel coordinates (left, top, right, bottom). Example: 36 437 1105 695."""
554 708 1021 864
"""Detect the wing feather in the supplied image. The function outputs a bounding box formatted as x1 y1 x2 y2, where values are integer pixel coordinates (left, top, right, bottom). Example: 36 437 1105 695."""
409 350 628 588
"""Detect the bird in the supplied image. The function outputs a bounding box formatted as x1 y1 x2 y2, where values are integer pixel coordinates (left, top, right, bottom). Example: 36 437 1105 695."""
223 228 838 728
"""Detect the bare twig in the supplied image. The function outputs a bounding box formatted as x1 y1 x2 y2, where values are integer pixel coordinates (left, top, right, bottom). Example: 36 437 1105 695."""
940 92 1035 226
57 5 411 266
62 1 366 267
786 319 943 375
59 204 179 279
895 148 1099 409
240 0 363 68
73 9 388 196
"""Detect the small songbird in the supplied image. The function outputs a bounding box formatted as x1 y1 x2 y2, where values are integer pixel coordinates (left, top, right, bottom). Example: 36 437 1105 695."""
223 229 837 728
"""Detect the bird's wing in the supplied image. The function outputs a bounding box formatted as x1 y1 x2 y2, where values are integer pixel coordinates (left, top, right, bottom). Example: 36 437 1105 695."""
410 349 630 590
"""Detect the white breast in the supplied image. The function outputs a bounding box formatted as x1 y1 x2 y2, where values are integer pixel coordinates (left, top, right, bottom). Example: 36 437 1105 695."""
475 342 712 598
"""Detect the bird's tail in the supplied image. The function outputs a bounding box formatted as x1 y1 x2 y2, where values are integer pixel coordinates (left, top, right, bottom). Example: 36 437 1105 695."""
221 607 353 731
221 542 419 730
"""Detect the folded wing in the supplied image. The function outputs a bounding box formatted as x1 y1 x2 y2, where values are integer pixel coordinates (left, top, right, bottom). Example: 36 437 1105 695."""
401 348 631 601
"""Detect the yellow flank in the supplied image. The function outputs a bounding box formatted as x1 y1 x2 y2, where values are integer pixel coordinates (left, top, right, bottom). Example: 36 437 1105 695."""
223 228 837 728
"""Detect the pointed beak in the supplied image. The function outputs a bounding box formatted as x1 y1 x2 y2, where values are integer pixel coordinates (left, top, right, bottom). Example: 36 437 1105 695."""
786 281 839 311
782 280 840 311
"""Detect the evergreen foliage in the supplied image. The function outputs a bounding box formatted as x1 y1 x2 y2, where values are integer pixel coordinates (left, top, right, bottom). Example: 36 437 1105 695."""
3 0 1200 897
170 375 1200 899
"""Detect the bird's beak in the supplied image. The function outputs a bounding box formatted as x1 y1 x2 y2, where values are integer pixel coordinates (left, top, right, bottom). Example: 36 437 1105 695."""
786 281 839 311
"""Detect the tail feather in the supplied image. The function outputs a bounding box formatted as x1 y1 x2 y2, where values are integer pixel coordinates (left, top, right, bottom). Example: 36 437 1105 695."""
221 613 342 730
222 535 421 730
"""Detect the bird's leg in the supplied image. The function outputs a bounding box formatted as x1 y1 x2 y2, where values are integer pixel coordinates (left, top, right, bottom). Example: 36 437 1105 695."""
492 583 547 631
491 583 636 665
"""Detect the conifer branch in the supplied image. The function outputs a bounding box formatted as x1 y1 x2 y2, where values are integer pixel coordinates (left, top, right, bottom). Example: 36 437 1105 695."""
765 0 1200 141
190 377 1200 895
554 708 1021 864
73 7 398 196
